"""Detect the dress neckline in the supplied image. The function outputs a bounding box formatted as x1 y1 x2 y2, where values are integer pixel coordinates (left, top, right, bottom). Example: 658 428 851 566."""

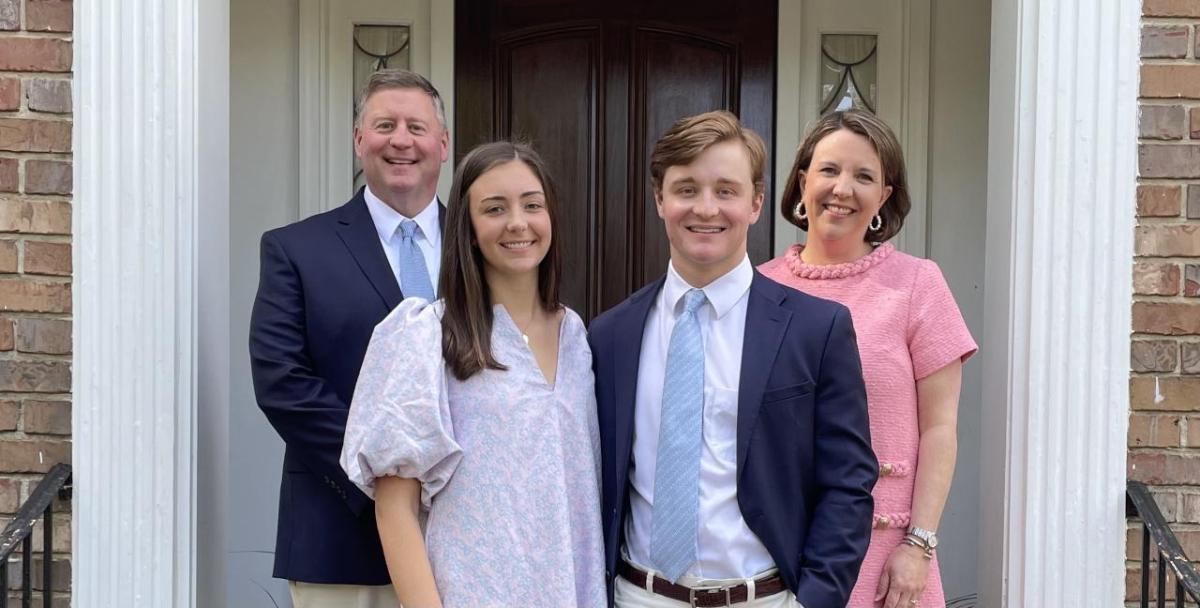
784 241 895 280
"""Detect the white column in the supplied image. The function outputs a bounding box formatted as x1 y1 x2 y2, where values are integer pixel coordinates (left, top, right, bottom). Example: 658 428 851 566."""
73 0 226 603
980 0 1138 606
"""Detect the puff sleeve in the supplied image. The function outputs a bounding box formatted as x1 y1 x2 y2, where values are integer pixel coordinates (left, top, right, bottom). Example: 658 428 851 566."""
340 299 463 508
907 260 979 380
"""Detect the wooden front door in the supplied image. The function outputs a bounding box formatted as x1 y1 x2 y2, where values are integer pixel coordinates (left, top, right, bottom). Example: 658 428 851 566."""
456 0 777 319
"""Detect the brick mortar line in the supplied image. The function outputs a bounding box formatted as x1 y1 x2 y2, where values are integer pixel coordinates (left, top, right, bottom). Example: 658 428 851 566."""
1131 295 1200 302
0 351 72 362
0 271 71 281
0 73 71 79
1138 139 1200 146
1137 178 1200 184
1134 217 1200 224
0 312 73 320
0 31 73 40
0 154 76 162
0 189 72 198
1129 446 1200 454
0 273 73 281
1132 255 1200 261
1142 57 1200 65
1141 17 1200 25
0 110 73 122
1140 99 1200 104
0 393 71 399
6 234 70 243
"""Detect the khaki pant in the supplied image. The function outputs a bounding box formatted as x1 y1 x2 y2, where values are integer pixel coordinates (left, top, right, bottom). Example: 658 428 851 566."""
288 581 400 608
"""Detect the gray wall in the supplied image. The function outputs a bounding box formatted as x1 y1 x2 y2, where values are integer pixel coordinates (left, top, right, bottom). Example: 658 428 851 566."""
229 0 299 605
927 0 991 600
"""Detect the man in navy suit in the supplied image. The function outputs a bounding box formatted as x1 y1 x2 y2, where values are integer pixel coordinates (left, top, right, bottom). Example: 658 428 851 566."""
589 111 877 608
249 69 447 607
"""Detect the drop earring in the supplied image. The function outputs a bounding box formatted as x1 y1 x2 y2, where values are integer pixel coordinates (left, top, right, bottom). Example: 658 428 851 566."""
869 214 883 232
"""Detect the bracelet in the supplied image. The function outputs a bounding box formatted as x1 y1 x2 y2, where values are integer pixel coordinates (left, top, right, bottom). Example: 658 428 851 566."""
901 534 934 560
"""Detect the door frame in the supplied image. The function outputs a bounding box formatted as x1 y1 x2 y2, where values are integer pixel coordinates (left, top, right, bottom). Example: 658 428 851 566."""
71 0 1137 605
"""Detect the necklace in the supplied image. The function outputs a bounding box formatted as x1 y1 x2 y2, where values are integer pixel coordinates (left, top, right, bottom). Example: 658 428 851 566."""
514 307 537 344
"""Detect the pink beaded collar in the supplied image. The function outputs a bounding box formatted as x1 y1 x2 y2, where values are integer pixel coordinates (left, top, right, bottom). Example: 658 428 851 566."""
784 241 895 279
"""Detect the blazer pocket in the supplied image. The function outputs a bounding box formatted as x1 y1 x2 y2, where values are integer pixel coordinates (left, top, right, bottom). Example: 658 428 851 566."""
762 382 813 404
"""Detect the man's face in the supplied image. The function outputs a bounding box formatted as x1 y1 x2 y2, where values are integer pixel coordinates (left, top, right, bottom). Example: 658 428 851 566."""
353 87 449 209
656 140 763 286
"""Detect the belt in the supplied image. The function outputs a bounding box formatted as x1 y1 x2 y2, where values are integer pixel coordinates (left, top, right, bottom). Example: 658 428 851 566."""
617 559 788 607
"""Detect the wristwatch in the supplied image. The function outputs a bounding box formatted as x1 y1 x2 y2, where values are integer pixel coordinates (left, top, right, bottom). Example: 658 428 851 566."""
907 526 939 550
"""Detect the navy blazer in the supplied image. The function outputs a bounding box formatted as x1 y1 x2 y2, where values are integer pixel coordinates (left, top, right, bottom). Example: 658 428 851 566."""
588 271 878 607
248 190 441 584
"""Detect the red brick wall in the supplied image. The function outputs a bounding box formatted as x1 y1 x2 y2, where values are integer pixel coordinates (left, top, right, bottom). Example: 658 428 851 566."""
1127 0 1200 604
0 0 72 603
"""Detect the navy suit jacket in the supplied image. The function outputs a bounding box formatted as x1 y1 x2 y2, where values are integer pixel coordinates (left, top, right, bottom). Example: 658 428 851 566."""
588 271 878 607
248 190 441 584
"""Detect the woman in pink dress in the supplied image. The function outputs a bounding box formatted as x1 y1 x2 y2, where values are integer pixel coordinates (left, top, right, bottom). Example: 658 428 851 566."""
759 110 976 608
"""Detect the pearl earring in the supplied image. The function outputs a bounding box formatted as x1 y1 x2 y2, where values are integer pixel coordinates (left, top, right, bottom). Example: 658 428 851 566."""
869 214 883 232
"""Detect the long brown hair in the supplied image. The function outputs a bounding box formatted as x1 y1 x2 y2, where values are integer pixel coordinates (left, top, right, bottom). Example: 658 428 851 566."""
440 141 563 381
780 110 911 243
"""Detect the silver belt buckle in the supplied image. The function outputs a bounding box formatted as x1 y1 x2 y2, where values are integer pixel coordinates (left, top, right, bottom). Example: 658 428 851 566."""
689 585 733 607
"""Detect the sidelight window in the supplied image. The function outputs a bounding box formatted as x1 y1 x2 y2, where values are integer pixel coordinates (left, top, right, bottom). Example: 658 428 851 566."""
820 33 878 114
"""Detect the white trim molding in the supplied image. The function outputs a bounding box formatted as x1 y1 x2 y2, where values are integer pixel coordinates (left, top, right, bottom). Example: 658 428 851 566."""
73 0 225 603
979 0 1138 605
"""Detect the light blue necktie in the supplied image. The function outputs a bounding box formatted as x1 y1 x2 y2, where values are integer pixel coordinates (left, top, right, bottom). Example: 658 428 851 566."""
650 288 707 583
397 219 435 301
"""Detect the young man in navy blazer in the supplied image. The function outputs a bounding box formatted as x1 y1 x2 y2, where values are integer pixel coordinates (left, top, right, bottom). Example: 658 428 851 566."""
589 111 877 608
249 69 447 607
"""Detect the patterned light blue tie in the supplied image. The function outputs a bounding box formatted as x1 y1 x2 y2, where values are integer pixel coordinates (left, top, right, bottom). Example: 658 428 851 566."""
650 288 707 583
397 219 435 301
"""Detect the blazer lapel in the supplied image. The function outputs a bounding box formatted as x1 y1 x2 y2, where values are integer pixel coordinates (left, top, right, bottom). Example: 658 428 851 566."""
736 272 791 477
334 192 403 309
612 277 664 481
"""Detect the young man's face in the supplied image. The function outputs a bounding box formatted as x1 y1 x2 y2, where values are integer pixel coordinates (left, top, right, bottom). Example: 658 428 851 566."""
656 140 763 287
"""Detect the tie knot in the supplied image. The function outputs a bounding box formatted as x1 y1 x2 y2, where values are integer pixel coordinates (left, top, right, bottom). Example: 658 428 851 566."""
681 289 707 315
399 219 419 239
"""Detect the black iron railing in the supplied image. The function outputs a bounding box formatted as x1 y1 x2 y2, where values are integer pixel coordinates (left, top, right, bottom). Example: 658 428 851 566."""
0 463 71 608
1128 480 1200 608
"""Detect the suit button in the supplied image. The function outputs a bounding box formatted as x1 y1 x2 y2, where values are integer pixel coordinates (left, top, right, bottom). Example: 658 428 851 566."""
880 463 894 476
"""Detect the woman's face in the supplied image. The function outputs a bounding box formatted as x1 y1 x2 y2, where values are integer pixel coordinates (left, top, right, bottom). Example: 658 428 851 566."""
799 128 893 244
468 159 552 280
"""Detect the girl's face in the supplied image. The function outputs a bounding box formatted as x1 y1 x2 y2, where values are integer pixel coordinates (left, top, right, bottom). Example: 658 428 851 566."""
798 128 893 244
468 159 552 280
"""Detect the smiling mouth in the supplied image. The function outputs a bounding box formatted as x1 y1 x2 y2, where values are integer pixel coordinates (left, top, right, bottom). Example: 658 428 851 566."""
687 226 726 234
822 203 856 217
384 158 418 166
500 240 536 249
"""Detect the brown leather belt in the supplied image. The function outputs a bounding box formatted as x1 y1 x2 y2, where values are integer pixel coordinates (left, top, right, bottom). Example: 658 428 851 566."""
617 559 788 607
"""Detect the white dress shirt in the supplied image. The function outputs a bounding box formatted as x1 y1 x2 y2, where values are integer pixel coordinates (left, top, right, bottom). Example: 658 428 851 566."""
626 255 775 580
363 186 441 294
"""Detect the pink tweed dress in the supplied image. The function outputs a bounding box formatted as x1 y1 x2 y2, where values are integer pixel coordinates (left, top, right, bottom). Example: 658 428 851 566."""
759 242 977 608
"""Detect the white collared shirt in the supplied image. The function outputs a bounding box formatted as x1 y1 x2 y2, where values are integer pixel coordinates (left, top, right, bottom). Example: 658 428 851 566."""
626 255 774 580
363 186 442 295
